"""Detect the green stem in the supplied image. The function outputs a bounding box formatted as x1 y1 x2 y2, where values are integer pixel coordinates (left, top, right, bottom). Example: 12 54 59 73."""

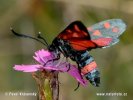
32 71 59 100
50 72 59 100
44 79 52 100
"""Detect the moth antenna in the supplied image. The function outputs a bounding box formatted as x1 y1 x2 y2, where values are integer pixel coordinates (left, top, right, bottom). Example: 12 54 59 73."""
37 32 49 47
10 28 48 47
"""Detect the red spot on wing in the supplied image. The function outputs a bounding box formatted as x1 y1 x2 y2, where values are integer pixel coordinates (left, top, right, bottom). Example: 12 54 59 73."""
81 30 88 36
57 21 91 40
81 61 97 75
87 27 93 31
92 30 102 36
74 25 80 32
92 38 112 47
73 32 79 37
70 40 96 51
62 36 67 39
66 29 72 33
69 38 113 51
104 22 110 29
112 27 119 33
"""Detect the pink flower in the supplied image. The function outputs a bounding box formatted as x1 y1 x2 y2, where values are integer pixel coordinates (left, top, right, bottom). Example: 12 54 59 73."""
14 49 88 86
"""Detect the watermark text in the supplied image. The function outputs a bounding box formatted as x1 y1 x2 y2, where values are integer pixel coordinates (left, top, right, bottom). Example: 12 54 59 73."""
96 92 127 96
4 92 37 96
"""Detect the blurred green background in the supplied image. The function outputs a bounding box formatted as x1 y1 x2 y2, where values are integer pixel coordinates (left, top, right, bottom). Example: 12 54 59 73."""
0 0 133 100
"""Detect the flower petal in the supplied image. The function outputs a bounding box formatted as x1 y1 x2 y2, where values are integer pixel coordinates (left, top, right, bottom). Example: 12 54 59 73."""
33 56 44 65
14 64 42 72
14 49 88 86
67 65 88 86
43 61 88 86
33 49 55 64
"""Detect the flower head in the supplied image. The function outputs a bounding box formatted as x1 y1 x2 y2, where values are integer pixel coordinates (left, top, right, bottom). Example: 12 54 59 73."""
14 49 88 86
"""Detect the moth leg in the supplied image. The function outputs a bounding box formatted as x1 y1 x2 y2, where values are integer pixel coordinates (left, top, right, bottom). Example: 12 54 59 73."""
66 58 71 71
43 55 60 66
74 82 80 91
74 66 82 90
